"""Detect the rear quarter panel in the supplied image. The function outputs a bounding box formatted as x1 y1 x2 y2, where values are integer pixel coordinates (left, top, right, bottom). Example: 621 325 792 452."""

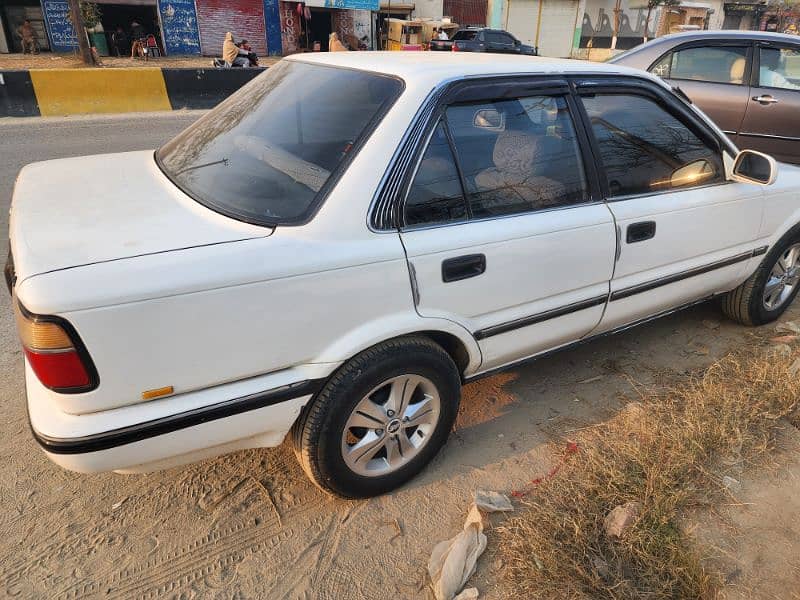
17 232 414 415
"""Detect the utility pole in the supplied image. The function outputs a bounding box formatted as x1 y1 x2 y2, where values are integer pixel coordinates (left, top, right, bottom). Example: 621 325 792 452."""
611 0 621 49
67 0 93 65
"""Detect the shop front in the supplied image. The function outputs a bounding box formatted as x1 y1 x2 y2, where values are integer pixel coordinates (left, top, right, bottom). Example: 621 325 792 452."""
195 0 282 56
37 0 201 54
92 0 162 56
279 0 376 53
722 2 766 30
2 0 50 53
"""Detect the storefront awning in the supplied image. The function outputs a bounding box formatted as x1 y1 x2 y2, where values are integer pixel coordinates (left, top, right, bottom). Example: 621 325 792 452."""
380 2 415 10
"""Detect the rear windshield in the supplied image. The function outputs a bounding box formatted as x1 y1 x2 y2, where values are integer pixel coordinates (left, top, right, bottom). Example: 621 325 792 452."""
157 60 403 226
453 30 478 40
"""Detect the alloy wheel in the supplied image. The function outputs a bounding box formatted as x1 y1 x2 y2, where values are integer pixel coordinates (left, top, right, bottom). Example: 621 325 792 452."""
340 374 441 477
763 243 800 311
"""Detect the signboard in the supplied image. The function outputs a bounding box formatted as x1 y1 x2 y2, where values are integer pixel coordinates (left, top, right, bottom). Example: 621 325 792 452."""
264 0 283 55
42 0 77 52
305 0 380 9
723 2 763 13
158 0 202 54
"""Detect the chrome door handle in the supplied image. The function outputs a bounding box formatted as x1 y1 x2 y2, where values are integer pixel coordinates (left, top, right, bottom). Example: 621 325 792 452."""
752 95 779 104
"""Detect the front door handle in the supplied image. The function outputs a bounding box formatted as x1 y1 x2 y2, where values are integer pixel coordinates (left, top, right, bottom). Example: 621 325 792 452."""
442 254 486 282
752 95 779 105
626 221 656 244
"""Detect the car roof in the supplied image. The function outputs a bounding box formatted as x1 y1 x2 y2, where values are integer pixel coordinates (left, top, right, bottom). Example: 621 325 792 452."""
287 51 655 85
644 30 800 44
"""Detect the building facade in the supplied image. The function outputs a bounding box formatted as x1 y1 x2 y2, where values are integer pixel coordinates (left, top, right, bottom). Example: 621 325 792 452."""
1 0 376 55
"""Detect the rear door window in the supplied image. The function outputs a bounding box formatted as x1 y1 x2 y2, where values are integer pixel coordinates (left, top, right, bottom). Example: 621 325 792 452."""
656 45 749 85
453 30 477 41
404 122 468 227
447 96 587 218
403 93 589 227
758 46 800 90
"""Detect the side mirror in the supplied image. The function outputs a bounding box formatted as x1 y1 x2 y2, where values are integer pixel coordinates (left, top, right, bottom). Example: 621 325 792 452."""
731 149 777 185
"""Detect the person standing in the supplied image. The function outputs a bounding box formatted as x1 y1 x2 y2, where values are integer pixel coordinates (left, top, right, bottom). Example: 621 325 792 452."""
17 20 39 54
437 28 449 40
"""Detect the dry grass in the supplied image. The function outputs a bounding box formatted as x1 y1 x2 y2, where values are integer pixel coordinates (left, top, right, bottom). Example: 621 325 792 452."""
496 341 800 599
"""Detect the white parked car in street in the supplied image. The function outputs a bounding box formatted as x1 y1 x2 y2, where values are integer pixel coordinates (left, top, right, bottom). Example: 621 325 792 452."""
7 53 800 498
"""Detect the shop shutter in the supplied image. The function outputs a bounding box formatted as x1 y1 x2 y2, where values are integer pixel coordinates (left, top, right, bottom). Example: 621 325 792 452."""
195 0 267 56
537 0 579 57
443 0 487 27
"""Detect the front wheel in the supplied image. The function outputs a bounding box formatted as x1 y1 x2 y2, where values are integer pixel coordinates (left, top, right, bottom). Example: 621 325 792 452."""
721 234 800 326
292 336 461 498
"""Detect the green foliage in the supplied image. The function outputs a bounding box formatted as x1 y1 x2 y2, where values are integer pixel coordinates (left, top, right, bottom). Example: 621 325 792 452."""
80 1 102 28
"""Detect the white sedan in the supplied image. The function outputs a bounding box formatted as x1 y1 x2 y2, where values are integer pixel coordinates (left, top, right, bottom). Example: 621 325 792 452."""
7 53 800 498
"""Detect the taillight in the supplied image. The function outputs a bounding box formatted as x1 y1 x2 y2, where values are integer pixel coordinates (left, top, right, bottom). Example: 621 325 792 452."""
452 43 459 52
14 301 97 393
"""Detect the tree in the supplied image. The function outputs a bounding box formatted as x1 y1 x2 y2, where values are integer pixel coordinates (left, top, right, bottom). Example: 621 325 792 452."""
66 0 94 65
643 0 679 42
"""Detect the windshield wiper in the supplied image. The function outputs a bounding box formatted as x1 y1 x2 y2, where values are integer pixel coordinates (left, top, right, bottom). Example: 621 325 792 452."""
174 158 229 176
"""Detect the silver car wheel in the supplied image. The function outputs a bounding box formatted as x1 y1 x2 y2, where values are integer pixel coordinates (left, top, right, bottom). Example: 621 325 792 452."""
763 243 800 311
341 374 441 477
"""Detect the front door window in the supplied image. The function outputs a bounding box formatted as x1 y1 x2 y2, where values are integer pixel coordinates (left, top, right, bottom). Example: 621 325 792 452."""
580 93 724 197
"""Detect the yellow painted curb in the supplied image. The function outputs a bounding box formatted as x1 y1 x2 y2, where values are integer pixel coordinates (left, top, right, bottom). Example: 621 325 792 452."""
29 68 172 116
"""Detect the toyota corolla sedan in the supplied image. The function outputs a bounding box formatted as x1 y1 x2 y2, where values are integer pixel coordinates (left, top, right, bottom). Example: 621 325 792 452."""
7 53 800 498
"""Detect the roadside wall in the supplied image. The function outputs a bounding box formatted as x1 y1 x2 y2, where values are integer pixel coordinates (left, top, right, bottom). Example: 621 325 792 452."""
0 67 265 117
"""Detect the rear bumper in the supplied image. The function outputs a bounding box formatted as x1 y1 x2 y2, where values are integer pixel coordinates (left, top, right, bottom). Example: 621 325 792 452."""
26 362 327 473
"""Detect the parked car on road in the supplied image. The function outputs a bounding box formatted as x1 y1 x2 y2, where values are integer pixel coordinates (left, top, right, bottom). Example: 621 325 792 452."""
610 31 800 164
8 53 800 498
429 27 537 55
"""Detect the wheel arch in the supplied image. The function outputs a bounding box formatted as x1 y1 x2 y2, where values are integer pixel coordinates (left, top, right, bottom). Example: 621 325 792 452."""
310 313 482 378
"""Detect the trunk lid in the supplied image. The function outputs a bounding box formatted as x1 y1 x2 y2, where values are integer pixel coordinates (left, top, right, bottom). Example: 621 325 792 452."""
10 150 271 281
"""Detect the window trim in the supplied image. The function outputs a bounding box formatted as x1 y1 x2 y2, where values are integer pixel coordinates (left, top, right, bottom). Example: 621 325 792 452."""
398 79 602 231
572 76 732 202
752 41 800 92
647 40 754 88
401 117 471 229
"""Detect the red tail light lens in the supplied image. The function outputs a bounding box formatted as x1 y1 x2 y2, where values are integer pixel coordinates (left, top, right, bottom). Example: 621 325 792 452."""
14 301 98 393
452 43 459 52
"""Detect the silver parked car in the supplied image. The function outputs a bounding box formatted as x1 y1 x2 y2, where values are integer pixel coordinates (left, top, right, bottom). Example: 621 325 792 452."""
611 31 800 164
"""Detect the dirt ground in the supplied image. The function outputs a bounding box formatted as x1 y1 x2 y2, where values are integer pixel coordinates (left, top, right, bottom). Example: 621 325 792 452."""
0 52 279 70
1 293 798 598
692 420 800 600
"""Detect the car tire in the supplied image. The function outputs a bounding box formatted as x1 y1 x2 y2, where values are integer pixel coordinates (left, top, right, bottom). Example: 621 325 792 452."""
720 228 800 326
291 336 461 498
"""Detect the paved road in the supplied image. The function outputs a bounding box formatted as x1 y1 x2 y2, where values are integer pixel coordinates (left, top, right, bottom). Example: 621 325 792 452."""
0 111 201 394
0 112 200 240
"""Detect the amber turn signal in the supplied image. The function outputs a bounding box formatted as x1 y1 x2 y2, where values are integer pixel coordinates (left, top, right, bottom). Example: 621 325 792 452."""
141 386 174 400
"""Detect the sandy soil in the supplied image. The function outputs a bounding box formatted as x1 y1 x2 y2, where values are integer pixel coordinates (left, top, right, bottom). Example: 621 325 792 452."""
2 297 798 598
691 419 800 600
0 52 279 70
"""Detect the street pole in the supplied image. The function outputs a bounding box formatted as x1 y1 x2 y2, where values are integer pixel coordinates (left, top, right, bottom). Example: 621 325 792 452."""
67 0 93 65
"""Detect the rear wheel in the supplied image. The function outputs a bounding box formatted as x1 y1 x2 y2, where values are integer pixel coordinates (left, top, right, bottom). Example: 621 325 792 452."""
721 234 800 326
292 336 461 498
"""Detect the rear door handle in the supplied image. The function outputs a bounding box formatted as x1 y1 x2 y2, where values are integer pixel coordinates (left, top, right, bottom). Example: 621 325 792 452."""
752 95 779 104
442 254 486 282
626 221 656 243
